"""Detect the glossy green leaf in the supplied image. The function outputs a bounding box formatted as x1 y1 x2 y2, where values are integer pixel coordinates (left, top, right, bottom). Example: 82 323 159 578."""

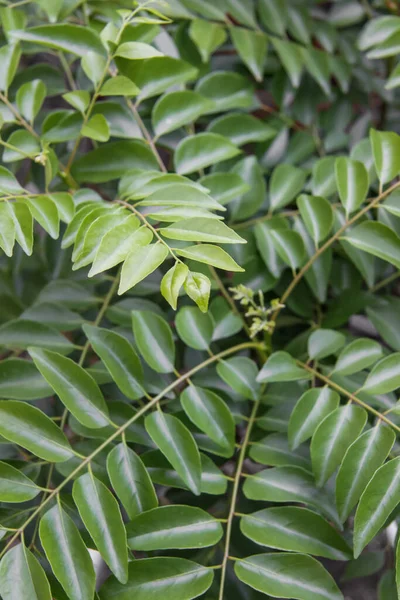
13 24 105 56
0 319 73 354
297 194 334 244
99 76 140 97
160 218 246 245
288 388 340 450
184 271 211 313
115 41 163 60
0 544 52 600
208 113 275 147
62 90 90 113
177 244 244 272
308 329 346 360
189 20 227 62
0 358 51 400
160 262 188 310
344 221 400 269
230 27 268 81
175 305 213 350
152 90 213 137
270 229 306 271
335 157 369 216
249 433 310 469
0 43 21 92
0 461 40 502
370 128 400 185
174 133 241 175
257 351 310 383
217 356 260 400
119 243 169 295
81 114 110 142
271 37 304 87
16 79 46 122
132 311 175 373
270 164 306 211
362 352 400 394
333 338 383 375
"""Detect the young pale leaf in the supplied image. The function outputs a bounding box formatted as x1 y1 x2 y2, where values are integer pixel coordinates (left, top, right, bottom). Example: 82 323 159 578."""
81 114 110 142
29 347 110 429
335 157 369 216
160 218 246 244
257 351 311 383
270 229 306 271
119 243 169 295
0 544 52 600
189 20 227 62
288 388 340 449
107 444 158 520
230 27 268 81
174 133 241 175
240 507 351 560
184 271 211 313
161 262 188 310
83 325 144 400
16 79 46 123
0 461 40 502
62 90 90 113
362 352 400 394
175 306 213 350
270 164 306 211
311 405 367 486
126 505 223 550
99 557 213 600
72 473 128 584
152 91 213 137
370 128 400 185
114 41 163 60
336 425 395 522
297 194 334 244
99 75 140 97
344 221 400 269
217 356 260 400
180 385 235 452
39 505 96 600
145 411 202 496
243 466 340 525
12 24 105 56
0 401 73 462
235 553 343 600
354 457 400 557
132 311 175 373
177 244 244 272
308 329 346 360
333 338 383 375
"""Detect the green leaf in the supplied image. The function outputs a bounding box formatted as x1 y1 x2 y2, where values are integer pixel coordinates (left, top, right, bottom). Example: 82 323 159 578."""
370 128 400 185
145 411 201 496
174 132 241 175
161 262 188 310
311 157 337 197
308 329 346 360
0 204 15 256
0 43 21 92
180 385 235 452
115 41 163 60
99 557 213 600
99 75 140 97
0 319 73 354
8 201 33 255
195 70 254 113
0 544 52 600
288 387 340 449
126 505 223 550
177 244 244 272
16 79 46 122
217 356 260 400
335 157 369 216
259 0 287 35
240 507 351 560
297 195 334 244
62 90 90 113
336 425 395 522
271 37 304 87
0 400 73 462
189 19 227 62
344 221 400 269
184 271 211 313
83 324 144 400
208 113 275 147
235 553 342 600
333 338 383 375
29 347 110 429
137 183 224 211
362 352 400 394
354 457 400 557
81 114 110 142
0 461 40 502
12 24 105 56
270 229 306 271
152 91 213 137
0 358 51 400
132 310 175 373
301 46 331 96
229 156 265 220
249 433 310 469
257 351 311 383
107 444 158 520
230 27 268 81
119 243 169 295
175 305 213 350
39 504 96 600
27 195 59 239
270 164 306 212
72 473 128 583
311 405 367 486
160 218 246 245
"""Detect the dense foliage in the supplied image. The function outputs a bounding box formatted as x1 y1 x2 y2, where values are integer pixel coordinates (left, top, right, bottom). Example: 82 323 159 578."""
2 0 400 598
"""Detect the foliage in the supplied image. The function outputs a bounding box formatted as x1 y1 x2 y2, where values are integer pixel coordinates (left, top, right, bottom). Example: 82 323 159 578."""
2 0 400 599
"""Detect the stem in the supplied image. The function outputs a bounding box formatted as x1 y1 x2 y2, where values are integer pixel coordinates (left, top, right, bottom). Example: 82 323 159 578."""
58 52 77 91
371 270 400 292
218 398 261 600
0 340 263 560
126 99 166 173
0 92 39 138
298 361 400 433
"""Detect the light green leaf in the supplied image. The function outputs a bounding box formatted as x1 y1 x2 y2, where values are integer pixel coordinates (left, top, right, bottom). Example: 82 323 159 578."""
152 91 213 137
39 505 95 600
333 338 383 376
126 505 223 550
160 218 246 245
145 411 201 495
288 388 340 450
362 352 400 394
107 444 158 520
0 461 40 502
115 41 163 60
100 75 140 97
119 243 169 295
83 325 144 400
311 405 367 486
62 90 90 113
189 19 227 62
370 128 400 185
297 194 334 244
161 262 188 310
174 133 240 175
257 351 310 383
8 201 33 255
0 43 21 92
336 425 395 522
29 347 110 429
0 544 52 600
72 473 128 583
354 457 400 557
27 195 59 239
132 310 175 373
16 79 46 123
230 27 268 81
12 24 105 56
0 203 16 256
82 114 110 142
184 271 211 313
81 51 108 85
217 356 260 400
270 164 306 211
240 507 351 560
308 329 346 360
335 157 369 216
175 305 213 350
137 183 224 211
344 221 400 269
311 156 337 197
271 37 303 87
177 244 244 272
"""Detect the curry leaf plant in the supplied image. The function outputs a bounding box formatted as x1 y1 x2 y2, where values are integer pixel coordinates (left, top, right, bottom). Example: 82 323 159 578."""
2 1 400 600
